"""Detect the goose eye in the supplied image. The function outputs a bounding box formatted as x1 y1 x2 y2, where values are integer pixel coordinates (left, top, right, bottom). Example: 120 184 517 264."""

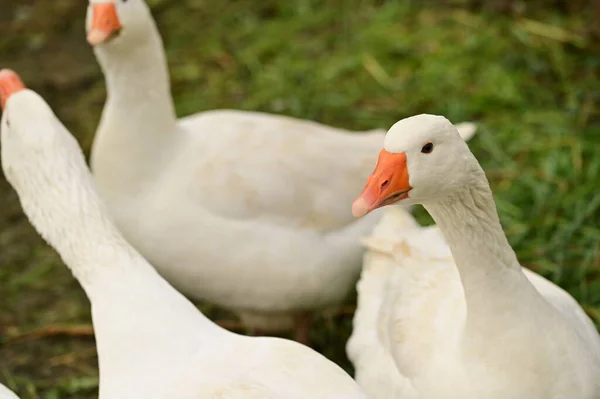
421 142 434 154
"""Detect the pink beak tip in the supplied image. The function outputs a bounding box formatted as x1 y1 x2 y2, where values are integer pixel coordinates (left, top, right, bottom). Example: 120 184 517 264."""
352 198 370 218
0 69 17 78
87 30 108 46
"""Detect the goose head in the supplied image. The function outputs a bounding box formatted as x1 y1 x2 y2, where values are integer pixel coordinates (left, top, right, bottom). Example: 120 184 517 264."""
352 114 481 217
0 69 88 204
86 0 153 47
1 69 132 271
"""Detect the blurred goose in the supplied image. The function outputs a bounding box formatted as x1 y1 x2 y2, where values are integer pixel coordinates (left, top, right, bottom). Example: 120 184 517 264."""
348 114 600 399
0 69 368 399
85 0 479 340
0 384 19 399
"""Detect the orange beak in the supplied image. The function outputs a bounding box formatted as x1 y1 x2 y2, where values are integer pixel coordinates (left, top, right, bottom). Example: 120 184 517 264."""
352 150 411 217
0 69 26 111
87 3 122 46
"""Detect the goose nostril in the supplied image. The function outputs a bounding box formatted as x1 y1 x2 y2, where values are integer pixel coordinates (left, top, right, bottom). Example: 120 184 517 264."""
380 180 389 190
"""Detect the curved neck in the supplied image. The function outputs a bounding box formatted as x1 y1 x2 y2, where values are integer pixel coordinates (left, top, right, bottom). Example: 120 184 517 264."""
17 148 217 332
90 21 178 198
422 173 534 334
96 22 176 126
20 161 148 292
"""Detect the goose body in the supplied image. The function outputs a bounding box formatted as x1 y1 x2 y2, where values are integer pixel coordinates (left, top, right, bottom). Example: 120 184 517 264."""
0 69 367 399
85 0 478 335
348 206 600 398
349 114 600 399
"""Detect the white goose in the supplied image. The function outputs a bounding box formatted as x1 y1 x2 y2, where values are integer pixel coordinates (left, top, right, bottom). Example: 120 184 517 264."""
0 384 19 399
349 114 600 399
0 69 368 399
85 0 478 340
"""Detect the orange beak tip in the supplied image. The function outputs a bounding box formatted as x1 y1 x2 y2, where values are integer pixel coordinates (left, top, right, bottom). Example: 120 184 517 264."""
88 3 122 46
0 69 26 110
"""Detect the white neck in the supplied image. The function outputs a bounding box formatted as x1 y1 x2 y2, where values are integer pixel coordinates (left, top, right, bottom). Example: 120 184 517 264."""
90 21 178 198
422 171 537 337
14 141 217 333
19 161 148 293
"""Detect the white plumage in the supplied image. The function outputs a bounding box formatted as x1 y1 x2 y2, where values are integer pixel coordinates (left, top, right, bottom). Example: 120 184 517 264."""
86 0 478 336
0 72 367 399
0 384 19 399
348 114 600 399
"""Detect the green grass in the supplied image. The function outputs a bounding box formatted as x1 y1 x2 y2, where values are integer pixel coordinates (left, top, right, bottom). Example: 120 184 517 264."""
1 0 599 397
